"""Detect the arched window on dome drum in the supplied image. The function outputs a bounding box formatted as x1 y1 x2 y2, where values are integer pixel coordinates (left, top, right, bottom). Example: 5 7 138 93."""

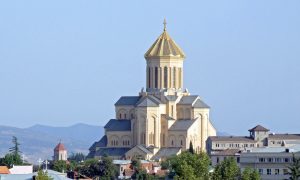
164 67 168 88
178 68 182 88
173 67 176 88
154 67 158 88
148 67 151 88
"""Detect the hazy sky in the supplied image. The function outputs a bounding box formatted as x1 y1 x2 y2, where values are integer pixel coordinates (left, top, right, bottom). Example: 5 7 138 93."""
0 0 299 135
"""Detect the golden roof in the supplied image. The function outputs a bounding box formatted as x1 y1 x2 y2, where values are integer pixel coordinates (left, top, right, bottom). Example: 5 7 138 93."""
144 20 185 59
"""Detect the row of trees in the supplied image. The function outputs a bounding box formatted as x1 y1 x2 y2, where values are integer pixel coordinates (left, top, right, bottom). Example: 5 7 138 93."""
162 150 260 180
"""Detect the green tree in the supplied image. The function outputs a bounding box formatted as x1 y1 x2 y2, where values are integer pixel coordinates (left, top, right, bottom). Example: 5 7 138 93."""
250 169 261 180
168 151 210 179
77 157 117 179
35 169 54 180
288 154 300 180
0 153 22 168
98 156 118 179
241 167 252 180
9 136 21 156
189 141 195 154
241 167 260 180
53 160 67 173
211 157 240 180
0 136 23 168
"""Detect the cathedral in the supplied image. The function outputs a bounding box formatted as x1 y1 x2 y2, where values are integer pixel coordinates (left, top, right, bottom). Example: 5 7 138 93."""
88 20 216 161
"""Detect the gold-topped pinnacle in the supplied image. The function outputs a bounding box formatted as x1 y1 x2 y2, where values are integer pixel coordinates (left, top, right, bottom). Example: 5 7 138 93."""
163 18 167 31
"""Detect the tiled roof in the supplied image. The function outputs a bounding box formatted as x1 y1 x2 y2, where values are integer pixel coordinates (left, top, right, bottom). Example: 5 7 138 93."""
209 136 255 142
0 166 10 174
151 147 181 160
136 145 153 154
136 95 161 107
178 95 199 105
144 28 185 59
165 95 178 101
104 119 131 131
193 99 210 108
211 149 241 156
94 148 130 157
248 125 269 132
268 134 300 140
169 119 196 131
115 96 141 106
89 135 108 151
54 142 66 151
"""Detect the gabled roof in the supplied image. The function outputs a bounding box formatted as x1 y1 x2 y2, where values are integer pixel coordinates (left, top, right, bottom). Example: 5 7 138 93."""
151 147 181 160
169 119 197 131
144 27 185 59
193 99 210 108
89 135 108 151
136 145 153 154
54 142 66 151
248 125 270 132
165 95 178 101
115 96 141 106
104 119 131 131
136 95 161 107
0 166 10 174
178 95 199 105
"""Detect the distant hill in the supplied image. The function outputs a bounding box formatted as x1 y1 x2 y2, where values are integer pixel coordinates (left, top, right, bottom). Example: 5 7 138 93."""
0 123 104 164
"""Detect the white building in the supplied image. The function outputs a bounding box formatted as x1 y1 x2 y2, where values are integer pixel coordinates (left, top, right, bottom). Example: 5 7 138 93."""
240 145 300 180
53 142 68 161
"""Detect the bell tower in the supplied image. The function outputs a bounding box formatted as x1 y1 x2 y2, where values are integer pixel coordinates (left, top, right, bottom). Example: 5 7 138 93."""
144 19 185 94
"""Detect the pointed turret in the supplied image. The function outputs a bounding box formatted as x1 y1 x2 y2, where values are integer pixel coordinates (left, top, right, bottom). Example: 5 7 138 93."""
145 19 185 59
144 20 185 92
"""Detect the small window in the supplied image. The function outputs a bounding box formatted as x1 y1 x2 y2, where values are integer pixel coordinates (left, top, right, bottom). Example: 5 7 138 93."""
181 140 183 146
259 169 263 175
283 169 289 175
275 169 279 175
124 114 127 119
237 157 240 163
171 140 174 146
285 158 289 162
217 157 219 163
119 114 122 119
267 169 271 175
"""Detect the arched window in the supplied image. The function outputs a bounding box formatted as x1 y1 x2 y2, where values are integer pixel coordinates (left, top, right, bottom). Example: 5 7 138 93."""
155 67 158 88
164 67 168 88
124 114 127 119
171 140 174 146
173 67 176 88
181 140 183 146
148 67 151 88
178 68 182 87
119 114 122 119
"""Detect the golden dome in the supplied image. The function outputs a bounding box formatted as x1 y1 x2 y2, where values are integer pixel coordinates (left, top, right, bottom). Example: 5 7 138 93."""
144 20 185 59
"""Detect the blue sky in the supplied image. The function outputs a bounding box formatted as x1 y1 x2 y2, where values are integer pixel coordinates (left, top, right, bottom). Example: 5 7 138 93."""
0 0 299 135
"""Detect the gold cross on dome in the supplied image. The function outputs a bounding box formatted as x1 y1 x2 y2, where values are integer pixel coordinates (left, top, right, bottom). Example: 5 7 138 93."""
163 18 167 31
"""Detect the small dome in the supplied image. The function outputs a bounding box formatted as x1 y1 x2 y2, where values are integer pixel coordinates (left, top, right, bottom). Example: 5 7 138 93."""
54 142 66 151
144 21 185 59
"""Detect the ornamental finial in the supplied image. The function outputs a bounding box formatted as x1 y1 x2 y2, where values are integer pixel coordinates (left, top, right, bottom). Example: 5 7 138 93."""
163 18 167 31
